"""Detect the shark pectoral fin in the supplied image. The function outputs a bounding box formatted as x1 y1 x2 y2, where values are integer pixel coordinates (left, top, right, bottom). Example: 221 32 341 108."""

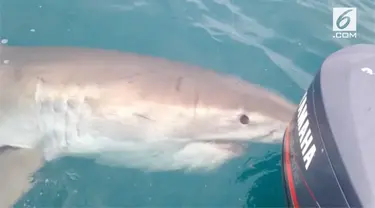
0 146 45 208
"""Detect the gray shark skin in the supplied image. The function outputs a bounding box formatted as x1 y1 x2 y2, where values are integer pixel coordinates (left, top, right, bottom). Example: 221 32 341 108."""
0 44 296 207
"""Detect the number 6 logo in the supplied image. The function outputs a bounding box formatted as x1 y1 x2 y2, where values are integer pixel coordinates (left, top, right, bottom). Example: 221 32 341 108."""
336 9 353 30
332 7 357 32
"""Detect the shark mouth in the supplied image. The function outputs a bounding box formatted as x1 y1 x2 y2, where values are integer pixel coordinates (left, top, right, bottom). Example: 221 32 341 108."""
197 140 248 156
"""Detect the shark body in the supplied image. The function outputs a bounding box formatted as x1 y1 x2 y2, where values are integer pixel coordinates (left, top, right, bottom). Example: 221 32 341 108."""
0 45 296 207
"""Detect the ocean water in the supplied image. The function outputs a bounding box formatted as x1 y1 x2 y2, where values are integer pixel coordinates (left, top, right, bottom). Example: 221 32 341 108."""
0 0 374 207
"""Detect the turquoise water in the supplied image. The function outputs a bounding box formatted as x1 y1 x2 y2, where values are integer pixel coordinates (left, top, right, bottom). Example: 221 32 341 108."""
1 0 374 207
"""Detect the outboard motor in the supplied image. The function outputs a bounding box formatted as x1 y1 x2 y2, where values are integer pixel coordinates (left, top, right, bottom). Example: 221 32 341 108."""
282 44 375 208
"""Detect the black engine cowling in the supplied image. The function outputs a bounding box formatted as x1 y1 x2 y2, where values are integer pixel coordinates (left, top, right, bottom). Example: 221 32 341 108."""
282 44 375 208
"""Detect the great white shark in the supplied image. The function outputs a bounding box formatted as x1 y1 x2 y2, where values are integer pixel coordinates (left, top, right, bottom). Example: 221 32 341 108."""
0 44 296 206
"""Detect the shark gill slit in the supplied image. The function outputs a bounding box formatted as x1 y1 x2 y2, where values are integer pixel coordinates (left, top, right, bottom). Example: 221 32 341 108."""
193 89 200 120
175 76 183 92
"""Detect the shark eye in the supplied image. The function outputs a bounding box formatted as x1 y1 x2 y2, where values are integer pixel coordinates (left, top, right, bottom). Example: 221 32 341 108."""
239 114 250 125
